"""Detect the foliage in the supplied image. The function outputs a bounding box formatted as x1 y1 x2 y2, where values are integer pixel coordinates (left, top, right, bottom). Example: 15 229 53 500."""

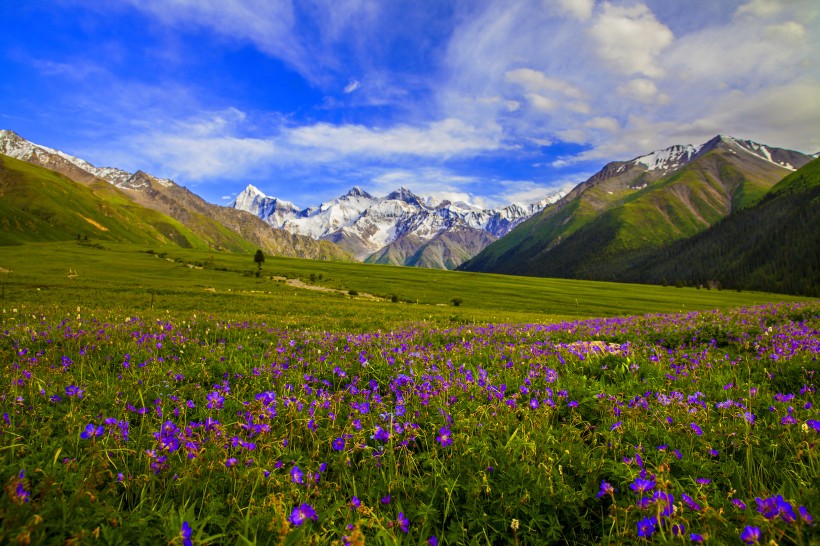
0 301 818 544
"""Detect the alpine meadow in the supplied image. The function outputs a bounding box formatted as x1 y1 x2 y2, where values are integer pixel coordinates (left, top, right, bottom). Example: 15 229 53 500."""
1 1 819 545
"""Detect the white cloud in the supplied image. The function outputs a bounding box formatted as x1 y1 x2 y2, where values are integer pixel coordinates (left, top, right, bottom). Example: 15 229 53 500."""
588 2 674 77
552 0 595 21
286 118 503 158
764 21 806 44
343 79 361 93
617 78 669 104
526 93 558 112
585 117 619 132
735 0 784 19
505 68 584 99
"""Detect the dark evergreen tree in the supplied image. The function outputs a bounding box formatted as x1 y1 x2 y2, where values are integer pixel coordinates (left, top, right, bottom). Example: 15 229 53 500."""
254 249 265 270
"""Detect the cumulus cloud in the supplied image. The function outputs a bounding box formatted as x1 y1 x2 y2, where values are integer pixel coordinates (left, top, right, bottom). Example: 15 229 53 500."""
588 2 674 77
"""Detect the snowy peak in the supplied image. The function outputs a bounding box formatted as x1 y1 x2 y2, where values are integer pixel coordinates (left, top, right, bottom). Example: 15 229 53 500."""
344 186 374 199
232 184 563 263
385 187 423 206
0 129 175 189
232 184 300 226
702 135 806 170
616 135 809 180
632 143 700 172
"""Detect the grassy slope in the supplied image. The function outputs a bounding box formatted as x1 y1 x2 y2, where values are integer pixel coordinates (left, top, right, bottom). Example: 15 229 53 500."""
0 155 208 247
0 242 810 331
610 157 820 295
464 148 792 278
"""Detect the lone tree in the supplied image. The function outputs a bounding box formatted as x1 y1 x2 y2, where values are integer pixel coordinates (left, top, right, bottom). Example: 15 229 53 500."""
254 249 265 270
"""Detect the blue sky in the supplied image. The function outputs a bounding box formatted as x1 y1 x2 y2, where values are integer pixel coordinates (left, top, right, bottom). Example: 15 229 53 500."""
1 0 818 208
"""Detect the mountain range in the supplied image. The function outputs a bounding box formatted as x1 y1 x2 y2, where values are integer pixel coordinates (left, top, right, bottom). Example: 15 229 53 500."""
231 184 561 269
460 135 817 294
0 130 349 260
2 128 817 295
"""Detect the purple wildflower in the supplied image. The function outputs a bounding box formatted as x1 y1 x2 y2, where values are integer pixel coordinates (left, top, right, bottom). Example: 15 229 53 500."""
630 477 655 494
799 506 814 525
428 536 439 546
690 422 703 435
65 384 84 398
755 496 779 519
290 465 303 484
637 516 655 538
610 421 622 431
288 503 317 526
597 480 616 498
14 470 30 504
332 437 345 451
373 426 390 442
653 491 675 517
732 499 747 510
740 525 761 544
80 423 104 439
397 512 409 533
775 496 797 523
681 493 702 511
180 521 192 546
690 533 704 542
435 426 453 447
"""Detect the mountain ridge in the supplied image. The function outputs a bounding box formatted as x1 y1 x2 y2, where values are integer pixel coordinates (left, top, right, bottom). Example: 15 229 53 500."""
231 183 563 267
0 130 351 261
460 135 813 277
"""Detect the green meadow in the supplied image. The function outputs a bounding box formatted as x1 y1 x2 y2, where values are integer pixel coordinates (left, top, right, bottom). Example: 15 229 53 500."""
0 241 808 328
1 242 818 544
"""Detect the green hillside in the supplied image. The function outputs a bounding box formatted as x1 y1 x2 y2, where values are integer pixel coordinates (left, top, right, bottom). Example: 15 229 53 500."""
605 158 820 296
0 154 206 247
462 139 795 278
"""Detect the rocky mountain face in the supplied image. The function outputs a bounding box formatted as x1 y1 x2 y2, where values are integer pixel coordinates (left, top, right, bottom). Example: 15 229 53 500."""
0 130 351 261
232 184 561 267
460 135 814 278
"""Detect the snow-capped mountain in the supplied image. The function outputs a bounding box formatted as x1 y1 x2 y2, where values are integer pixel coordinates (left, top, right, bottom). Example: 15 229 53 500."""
0 130 351 261
627 135 805 174
0 129 175 189
231 184 563 265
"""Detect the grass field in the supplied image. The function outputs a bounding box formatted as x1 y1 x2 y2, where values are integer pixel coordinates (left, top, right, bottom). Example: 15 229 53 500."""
1 242 817 545
0 242 808 329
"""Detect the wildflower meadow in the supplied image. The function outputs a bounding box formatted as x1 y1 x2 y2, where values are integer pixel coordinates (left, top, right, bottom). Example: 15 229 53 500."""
1 299 818 544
